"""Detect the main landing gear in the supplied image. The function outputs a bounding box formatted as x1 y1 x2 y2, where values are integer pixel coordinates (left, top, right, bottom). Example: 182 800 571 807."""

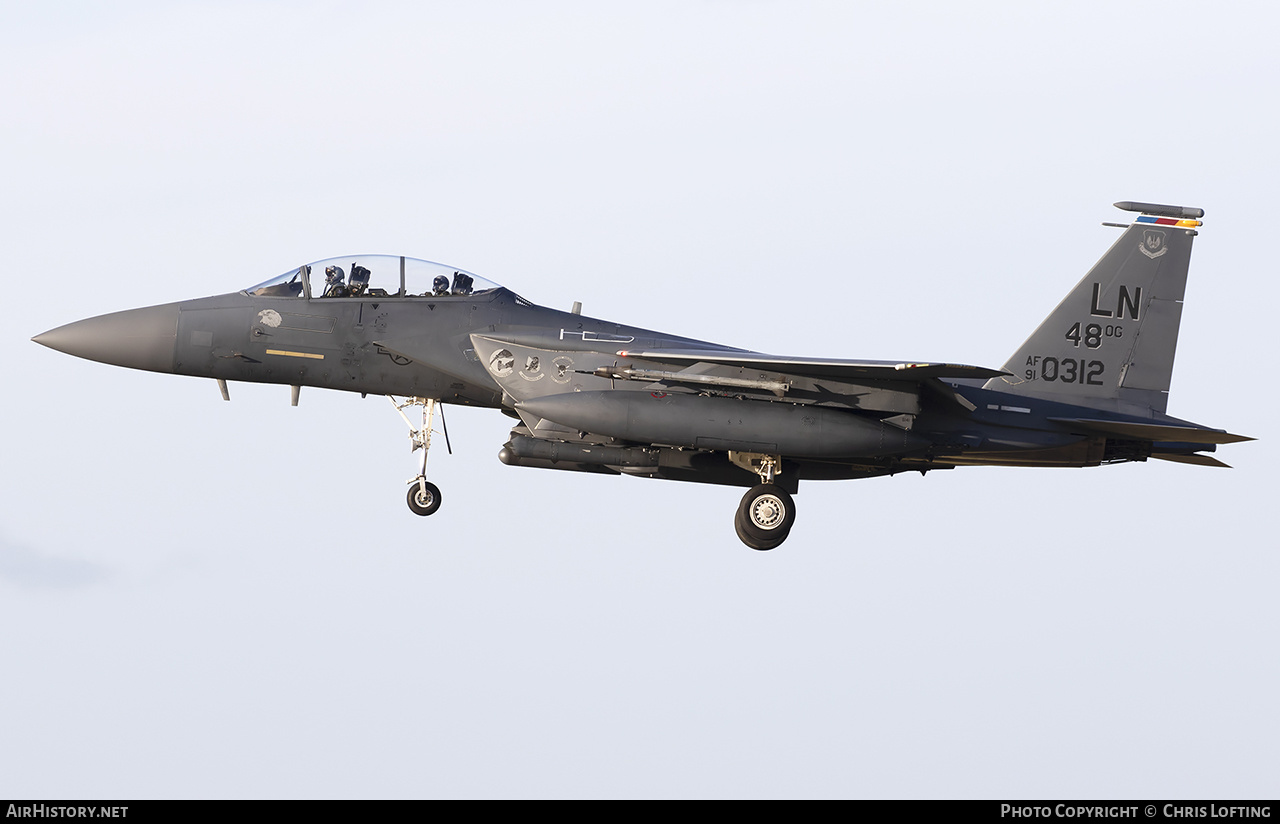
731 454 795 551
390 396 448 517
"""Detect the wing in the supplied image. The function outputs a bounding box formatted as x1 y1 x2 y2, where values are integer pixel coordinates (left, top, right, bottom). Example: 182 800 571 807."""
616 348 1009 381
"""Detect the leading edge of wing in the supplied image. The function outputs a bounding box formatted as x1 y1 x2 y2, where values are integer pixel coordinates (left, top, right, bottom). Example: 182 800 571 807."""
616 348 1009 381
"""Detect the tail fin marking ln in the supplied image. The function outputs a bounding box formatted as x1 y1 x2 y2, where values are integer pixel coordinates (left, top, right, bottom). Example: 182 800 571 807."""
984 201 1203 414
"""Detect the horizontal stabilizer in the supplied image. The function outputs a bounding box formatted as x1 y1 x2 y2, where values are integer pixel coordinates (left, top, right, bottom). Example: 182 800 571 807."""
1151 453 1232 468
616 348 1007 381
1049 417 1253 445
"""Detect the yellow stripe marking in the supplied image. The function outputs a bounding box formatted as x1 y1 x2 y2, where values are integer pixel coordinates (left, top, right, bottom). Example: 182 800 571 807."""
265 349 325 360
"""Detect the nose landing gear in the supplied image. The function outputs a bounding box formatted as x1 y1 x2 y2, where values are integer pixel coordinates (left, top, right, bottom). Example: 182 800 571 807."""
390 396 449 517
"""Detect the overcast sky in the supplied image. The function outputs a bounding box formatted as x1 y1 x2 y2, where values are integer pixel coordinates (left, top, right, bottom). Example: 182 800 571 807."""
2 1 1275 799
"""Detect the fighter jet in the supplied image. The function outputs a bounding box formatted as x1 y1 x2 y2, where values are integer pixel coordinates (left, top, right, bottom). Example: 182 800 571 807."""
33 201 1251 549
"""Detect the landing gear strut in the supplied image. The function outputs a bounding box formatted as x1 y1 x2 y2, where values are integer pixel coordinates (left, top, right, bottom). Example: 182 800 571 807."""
730 453 795 550
390 396 449 517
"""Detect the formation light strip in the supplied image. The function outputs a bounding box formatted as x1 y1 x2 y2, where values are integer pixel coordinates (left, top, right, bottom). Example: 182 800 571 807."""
265 349 325 360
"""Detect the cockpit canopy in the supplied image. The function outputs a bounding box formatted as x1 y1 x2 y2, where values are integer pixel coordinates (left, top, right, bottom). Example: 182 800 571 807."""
245 255 503 300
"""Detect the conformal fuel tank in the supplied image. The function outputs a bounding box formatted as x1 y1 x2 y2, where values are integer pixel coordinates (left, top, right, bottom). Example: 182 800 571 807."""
517 390 928 458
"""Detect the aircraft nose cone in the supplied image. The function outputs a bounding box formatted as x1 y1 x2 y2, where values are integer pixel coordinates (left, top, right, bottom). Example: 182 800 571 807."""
33 303 180 374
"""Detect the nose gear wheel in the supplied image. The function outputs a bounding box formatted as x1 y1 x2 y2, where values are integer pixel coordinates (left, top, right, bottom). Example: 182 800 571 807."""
407 480 442 516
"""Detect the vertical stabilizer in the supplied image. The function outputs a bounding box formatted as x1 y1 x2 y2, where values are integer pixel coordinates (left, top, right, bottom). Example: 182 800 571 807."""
983 202 1204 414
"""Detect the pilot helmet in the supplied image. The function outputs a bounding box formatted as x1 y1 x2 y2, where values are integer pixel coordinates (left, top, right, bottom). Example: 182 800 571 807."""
433 275 450 295
325 265 345 283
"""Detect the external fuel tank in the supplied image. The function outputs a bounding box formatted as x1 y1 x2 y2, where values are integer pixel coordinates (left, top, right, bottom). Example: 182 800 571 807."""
517 390 928 458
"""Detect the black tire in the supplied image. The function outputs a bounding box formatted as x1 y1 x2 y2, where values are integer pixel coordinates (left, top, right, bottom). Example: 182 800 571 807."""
406 481 442 516
735 507 786 550
735 484 795 550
